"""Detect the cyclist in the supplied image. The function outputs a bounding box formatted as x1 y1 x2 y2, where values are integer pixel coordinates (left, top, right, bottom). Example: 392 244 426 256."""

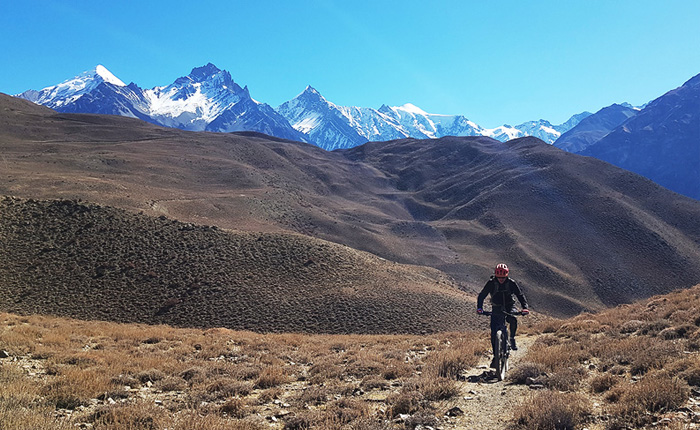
477 263 529 368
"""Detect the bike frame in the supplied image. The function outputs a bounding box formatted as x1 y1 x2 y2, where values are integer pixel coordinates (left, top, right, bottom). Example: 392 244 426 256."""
480 309 524 381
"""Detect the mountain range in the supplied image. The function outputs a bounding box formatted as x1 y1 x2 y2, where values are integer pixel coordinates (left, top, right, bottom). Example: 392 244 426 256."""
18 64 307 142
552 74 700 200
14 64 700 200
17 63 590 150
2 92 700 325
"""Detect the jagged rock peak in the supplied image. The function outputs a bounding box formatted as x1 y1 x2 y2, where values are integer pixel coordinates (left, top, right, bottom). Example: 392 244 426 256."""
188 63 224 82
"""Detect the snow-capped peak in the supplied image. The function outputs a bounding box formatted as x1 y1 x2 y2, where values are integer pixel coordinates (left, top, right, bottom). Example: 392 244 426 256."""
397 103 428 115
16 65 128 108
95 65 126 87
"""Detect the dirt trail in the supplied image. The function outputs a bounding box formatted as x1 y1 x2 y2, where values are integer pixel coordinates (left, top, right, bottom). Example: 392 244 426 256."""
441 334 539 429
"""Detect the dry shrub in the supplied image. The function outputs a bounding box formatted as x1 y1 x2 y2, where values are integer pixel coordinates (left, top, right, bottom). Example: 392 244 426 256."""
360 375 389 390
508 362 547 385
404 376 459 401
619 319 644 334
0 325 40 356
544 367 585 392
629 339 678 375
90 401 168 429
0 366 41 410
387 390 425 417
136 368 166 384
308 360 344 382
155 376 187 392
513 391 590 430
590 373 619 393
558 318 604 334
204 378 252 399
534 317 567 334
257 387 282 404
380 361 413 380
616 372 689 415
42 367 113 409
637 319 672 336
171 411 267 430
111 374 140 388
0 406 74 430
296 385 329 406
592 336 678 374
218 398 249 418
232 364 261 381
327 398 370 424
255 365 288 389
526 338 590 371
424 338 480 379
343 353 385 379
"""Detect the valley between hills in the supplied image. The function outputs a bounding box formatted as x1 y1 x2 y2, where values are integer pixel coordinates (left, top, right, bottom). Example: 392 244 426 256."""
2 92 700 428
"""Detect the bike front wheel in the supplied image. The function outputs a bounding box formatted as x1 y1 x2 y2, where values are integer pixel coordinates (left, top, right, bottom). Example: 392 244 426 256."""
495 330 508 381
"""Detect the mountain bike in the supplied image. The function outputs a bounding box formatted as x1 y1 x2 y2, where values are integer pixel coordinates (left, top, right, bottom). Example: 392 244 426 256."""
480 309 526 381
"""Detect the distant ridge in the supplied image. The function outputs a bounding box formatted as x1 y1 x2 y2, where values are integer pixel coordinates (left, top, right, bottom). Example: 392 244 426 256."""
581 73 700 200
553 103 638 153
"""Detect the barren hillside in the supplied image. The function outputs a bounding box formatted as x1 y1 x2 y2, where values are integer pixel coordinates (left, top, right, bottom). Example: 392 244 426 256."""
0 197 474 334
2 93 700 318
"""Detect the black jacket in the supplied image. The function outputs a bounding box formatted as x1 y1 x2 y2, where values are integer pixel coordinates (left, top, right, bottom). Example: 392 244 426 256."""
477 277 528 310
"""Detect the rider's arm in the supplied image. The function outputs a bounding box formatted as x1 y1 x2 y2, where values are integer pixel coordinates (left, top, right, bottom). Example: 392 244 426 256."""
476 280 492 310
511 280 528 309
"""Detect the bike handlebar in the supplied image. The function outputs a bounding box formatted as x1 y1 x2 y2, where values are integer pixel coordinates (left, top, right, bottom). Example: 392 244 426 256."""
479 310 528 317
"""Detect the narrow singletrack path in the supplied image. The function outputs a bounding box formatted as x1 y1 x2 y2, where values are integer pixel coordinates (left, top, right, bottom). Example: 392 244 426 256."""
441 334 539 429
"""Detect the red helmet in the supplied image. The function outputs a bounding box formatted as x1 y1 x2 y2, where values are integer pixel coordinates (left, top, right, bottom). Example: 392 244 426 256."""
494 263 509 277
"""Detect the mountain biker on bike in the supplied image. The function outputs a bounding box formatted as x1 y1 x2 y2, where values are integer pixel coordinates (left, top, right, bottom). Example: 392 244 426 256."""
477 263 529 368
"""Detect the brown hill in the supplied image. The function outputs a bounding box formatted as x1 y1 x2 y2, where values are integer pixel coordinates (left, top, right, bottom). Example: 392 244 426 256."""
0 197 473 334
343 137 700 314
2 93 700 320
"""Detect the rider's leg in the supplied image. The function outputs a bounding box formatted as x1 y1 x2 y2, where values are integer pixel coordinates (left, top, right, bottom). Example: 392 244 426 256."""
506 314 518 350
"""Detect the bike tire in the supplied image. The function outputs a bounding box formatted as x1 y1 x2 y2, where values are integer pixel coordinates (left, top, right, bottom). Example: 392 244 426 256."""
500 339 509 381
495 330 507 381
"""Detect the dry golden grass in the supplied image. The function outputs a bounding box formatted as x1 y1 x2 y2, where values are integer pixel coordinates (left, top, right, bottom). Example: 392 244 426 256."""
517 284 700 429
0 311 483 429
512 391 590 430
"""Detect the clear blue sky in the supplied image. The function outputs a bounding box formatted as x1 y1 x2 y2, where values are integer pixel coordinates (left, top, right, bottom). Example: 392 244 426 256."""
2 1 699 128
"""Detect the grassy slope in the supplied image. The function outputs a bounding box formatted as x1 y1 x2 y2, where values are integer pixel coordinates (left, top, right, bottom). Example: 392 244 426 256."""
2 284 700 429
0 197 477 334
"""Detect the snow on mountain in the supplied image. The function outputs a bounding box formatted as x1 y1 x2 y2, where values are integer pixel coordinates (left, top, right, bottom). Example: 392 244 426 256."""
16 63 590 149
17 64 306 142
481 113 592 144
377 104 484 139
17 65 126 109
277 86 408 151
278 89 487 150
483 125 522 142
